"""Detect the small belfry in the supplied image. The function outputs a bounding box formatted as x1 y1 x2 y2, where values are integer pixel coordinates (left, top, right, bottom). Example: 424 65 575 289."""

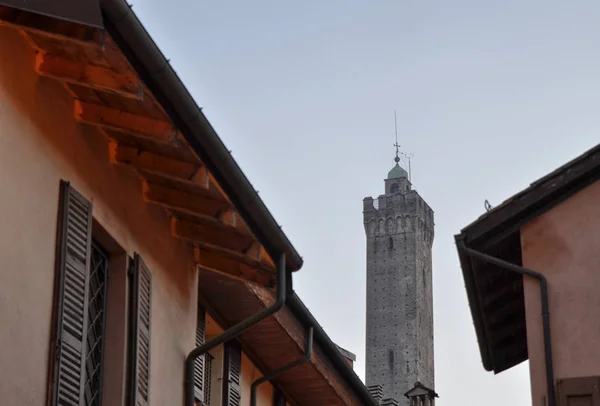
362 123 436 405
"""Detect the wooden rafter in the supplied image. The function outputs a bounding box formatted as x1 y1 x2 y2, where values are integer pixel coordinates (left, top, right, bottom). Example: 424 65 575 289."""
36 53 142 99
74 100 176 142
109 142 200 179
171 215 254 254
10 8 278 286
218 210 255 237
195 248 275 287
102 129 201 164
143 181 230 217
0 6 104 47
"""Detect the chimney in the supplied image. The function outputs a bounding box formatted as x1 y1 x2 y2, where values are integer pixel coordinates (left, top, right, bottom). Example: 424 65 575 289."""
367 385 384 404
335 344 356 369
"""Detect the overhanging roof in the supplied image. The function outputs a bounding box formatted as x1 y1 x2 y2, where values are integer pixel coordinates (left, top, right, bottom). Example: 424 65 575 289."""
0 0 303 286
198 269 379 406
455 143 600 373
101 0 303 274
0 4 376 403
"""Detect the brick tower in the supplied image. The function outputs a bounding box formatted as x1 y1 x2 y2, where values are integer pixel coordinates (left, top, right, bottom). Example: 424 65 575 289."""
363 153 435 405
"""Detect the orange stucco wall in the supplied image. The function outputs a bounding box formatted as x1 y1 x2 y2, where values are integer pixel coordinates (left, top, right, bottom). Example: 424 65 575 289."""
521 179 600 406
0 27 275 406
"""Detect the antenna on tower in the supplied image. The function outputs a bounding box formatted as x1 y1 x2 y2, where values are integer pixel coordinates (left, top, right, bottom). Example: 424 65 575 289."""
403 152 415 182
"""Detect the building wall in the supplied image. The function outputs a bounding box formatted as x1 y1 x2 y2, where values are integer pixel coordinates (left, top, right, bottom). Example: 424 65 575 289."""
521 180 600 406
0 27 276 406
363 182 435 404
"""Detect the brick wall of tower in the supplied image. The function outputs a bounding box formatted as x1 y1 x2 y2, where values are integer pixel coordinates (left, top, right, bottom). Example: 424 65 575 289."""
363 190 434 404
415 199 434 390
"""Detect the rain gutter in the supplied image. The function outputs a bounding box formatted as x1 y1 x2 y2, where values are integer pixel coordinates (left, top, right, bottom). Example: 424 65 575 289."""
100 0 303 273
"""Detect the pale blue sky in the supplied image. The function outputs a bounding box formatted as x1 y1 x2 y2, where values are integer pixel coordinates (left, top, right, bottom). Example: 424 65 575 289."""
131 1 599 404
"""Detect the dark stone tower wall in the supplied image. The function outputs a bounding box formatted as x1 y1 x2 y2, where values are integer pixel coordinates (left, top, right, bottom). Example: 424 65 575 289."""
363 167 435 404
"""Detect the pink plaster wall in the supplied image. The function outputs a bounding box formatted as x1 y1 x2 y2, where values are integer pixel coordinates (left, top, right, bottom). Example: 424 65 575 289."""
0 26 283 406
521 179 600 406
0 26 199 406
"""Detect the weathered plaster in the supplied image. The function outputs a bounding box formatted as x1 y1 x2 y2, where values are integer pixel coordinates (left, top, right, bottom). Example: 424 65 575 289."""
0 27 276 406
521 180 600 406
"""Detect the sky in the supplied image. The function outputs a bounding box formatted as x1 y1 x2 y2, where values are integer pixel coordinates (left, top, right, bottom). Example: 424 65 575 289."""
130 1 599 404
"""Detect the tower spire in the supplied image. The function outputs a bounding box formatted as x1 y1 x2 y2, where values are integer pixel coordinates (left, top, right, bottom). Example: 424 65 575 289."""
394 110 401 164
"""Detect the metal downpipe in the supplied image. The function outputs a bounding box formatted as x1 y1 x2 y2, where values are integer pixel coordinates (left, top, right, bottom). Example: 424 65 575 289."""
458 241 556 406
250 327 314 406
184 253 288 406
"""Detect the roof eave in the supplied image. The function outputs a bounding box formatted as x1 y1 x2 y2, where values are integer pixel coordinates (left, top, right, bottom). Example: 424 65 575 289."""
456 143 600 373
100 0 303 272
455 233 494 372
462 143 600 249
287 292 380 406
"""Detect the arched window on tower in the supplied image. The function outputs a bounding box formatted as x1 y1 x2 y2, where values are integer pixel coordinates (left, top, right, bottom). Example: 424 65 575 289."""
389 236 393 250
390 183 399 193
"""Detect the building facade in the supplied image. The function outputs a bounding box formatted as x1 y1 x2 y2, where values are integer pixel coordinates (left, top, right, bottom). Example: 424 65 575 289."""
363 156 435 404
0 1 380 405
455 143 600 406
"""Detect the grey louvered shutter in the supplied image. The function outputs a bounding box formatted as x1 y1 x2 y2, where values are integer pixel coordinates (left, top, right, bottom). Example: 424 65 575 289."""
50 181 93 406
130 254 152 406
194 303 206 403
222 340 242 406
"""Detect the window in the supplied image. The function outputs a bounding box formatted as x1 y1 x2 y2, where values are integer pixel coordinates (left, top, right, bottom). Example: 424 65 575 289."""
198 340 242 406
85 241 110 406
390 183 399 193
222 340 242 406
557 376 600 405
204 353 214 406
128 254 153 406
50 181 153 406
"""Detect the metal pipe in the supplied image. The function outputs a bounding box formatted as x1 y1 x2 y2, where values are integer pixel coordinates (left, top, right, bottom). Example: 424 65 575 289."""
183 253 287 406
286 293 380 406
458 241 556 406
250 327 314 406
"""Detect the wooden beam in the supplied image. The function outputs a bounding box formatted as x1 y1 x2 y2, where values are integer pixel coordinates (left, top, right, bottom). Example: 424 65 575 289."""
217 210 259 240
109 142 200 180
143 181 230 217
244 241 275 269
218 210 237 227
0 6 104 47
171 216 254 254
35 53 142 99
488 301 524 329
74 100 176 141
194 247 275 287
251 286 362 406
483 280 522 311
490 322 526 349
101 129 202 165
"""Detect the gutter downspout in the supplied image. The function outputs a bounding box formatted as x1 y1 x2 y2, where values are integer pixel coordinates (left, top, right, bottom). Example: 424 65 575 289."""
250 327 314 406
457 239 556 406
184 254 288 406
